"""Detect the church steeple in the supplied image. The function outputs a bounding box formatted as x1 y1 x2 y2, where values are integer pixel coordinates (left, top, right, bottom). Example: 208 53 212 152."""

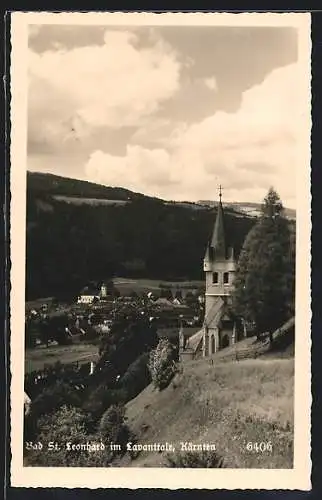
210 185 226 259
203 184 236 325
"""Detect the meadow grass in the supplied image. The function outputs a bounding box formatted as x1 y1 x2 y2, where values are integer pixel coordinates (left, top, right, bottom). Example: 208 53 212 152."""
124 357 294 468
25 343 98 373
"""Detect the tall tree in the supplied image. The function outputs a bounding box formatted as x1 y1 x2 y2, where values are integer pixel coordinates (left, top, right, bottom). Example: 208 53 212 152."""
233 188 295 342
97 310 158 377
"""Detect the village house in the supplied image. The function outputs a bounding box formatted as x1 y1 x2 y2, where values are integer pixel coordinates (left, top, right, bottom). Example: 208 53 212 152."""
77 282 110 304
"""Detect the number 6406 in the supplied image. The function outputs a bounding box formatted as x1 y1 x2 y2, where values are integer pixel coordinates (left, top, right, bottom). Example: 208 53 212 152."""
246 441 273 452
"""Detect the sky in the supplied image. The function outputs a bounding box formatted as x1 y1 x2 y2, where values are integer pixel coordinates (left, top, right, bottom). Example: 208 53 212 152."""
27 23 299 208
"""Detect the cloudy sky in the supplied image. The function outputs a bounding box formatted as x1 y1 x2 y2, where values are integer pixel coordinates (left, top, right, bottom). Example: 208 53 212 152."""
28 23 299 207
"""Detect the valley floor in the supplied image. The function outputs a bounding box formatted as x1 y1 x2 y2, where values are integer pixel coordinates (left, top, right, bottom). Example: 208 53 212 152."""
120 356 294 468
25 343 98 373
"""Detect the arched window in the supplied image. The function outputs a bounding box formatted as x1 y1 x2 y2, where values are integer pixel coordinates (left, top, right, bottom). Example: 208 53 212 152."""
213 272 219 284
223 272 229 284
221 334 230 349
211 335 215 354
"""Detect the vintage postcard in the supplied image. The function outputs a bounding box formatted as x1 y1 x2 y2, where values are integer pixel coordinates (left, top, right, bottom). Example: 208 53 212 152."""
10 11 311 489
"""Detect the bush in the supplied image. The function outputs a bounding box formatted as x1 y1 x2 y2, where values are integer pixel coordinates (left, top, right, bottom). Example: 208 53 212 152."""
98 312 158 376
120 352 151 400
166 450 225 468
25 405 113 467
82 325 99 341
148 338 178 390
29 381 82 423
98 404 132 456
82 385 128 420
83 353 151 420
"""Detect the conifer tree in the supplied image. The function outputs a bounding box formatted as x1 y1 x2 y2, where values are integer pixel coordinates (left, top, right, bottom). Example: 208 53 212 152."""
233 187 295 342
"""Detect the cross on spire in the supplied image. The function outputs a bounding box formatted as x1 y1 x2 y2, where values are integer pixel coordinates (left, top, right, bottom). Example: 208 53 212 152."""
218 184 223 202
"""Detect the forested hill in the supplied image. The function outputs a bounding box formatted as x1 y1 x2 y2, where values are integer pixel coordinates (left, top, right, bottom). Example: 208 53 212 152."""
26 172 255 301
27 171 150 201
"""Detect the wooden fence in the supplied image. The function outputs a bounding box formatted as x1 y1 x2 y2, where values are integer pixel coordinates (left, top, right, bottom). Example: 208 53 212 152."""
235 347 262 361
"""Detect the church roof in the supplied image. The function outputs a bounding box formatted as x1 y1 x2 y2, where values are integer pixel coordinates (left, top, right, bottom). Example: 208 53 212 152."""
154 298 173 308
204 244 211 262
204 296 225 327
186 328 204 351
210 199 226 258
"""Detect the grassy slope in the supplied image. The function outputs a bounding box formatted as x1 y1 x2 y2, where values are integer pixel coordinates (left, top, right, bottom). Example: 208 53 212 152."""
123 355 294 468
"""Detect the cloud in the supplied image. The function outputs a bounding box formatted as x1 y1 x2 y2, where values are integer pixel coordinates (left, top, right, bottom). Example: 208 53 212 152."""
84 63 299 207
203 76 217 91
85 145 179 197
28 29 181 152
129 118 174 147
168 63 298 205
28 24 299 209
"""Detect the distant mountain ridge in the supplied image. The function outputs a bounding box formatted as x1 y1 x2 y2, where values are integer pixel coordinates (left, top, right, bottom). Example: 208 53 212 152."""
28 172 292 218
198 199 296 220
27 171 150 202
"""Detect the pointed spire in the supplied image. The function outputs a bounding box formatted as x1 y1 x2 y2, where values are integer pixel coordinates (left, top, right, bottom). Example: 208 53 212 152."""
210 186 226 258
204 244 211 262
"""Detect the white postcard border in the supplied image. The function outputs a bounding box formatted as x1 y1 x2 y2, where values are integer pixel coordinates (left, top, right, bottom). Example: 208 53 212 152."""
10 11 312 490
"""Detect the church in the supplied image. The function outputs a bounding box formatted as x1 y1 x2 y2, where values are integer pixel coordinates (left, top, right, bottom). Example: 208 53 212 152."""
179 188 246 361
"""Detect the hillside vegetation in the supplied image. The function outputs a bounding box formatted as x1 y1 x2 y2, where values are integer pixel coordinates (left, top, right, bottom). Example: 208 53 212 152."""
121 353 294 468
27 171 148 201
26 172 255 300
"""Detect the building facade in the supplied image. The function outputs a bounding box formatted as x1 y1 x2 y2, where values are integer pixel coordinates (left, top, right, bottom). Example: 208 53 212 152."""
179 190 246 361
202 190 245 356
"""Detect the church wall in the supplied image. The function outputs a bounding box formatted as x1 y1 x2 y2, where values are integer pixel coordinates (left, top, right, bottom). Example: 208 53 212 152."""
179 350 195 362
202 197 243 358
204 294 220 320
204 259 236 301
203 330 209 357
208 328 219 355
220 328 234 349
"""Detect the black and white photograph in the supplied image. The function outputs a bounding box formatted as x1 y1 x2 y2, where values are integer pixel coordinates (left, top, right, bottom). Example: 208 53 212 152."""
10 12 311 489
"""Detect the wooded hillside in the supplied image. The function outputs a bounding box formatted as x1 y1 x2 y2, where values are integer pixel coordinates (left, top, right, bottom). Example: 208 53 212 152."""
26 172 256 300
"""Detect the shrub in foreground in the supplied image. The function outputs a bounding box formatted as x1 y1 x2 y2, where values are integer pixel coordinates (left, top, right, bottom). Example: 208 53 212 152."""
25 405 113 467
148 338 178 390
166 450 225 468
82 384 128 420
98 404 131 452
30 381 82 417
120 352 151 400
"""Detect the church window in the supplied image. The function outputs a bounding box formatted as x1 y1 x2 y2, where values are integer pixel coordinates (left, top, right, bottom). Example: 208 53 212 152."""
213 272 219 284
211 335 216 354
223 272 229 284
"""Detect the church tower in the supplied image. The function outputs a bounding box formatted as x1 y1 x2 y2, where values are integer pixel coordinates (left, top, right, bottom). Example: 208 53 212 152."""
203 187 236 310
202 187 237 355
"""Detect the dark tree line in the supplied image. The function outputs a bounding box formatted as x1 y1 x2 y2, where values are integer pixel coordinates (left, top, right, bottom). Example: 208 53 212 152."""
26 185 254 300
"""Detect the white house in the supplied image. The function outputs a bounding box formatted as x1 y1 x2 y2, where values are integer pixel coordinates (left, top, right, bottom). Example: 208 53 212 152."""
77 294 99 304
